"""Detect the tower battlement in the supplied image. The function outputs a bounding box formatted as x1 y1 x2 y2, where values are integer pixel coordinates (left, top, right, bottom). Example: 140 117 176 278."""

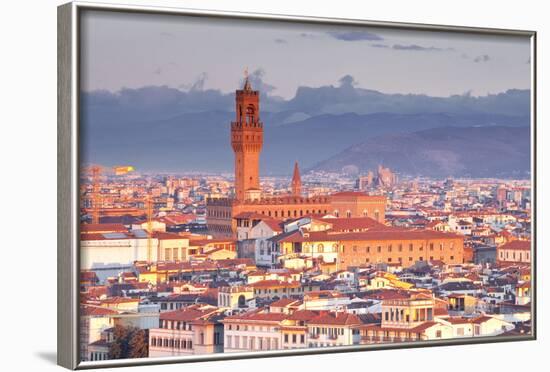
231 120 263 129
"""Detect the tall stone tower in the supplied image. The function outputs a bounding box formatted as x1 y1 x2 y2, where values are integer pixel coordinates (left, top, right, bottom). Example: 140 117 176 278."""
291 161 302 197
231 73 263 201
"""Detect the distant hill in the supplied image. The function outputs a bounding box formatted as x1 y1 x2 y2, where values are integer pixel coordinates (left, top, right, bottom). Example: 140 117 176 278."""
81 108 529 175
310 126 530 178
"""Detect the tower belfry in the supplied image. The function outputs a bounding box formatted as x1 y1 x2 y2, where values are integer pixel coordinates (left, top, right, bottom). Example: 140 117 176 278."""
231 72 263 201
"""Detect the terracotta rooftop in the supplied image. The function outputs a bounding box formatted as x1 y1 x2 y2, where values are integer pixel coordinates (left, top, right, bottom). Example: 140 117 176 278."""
308 312 363 326
160 306 219 322
498 240 531 251
81 223 128 233
272 228 462 243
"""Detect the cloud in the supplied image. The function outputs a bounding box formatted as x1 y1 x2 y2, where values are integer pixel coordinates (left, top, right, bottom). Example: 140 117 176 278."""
243 68 276 95
473 54 491 63
392 44 454 52
328 31 383 41
178 72 208 91
338 75 358 88
300 32 317 39
274 38 288 44
191 72 208 91
370 43 389 49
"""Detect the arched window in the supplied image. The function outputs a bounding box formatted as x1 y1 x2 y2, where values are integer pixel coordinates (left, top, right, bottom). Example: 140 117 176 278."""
346 210 352 218
246 105 255 124
362 209 368 217
238 294 246 308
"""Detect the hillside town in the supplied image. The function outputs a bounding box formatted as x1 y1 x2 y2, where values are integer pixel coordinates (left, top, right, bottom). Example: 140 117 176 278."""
79 78 532 362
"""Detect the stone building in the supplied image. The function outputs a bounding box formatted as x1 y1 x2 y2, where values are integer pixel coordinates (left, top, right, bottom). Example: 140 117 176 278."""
206 77 386 237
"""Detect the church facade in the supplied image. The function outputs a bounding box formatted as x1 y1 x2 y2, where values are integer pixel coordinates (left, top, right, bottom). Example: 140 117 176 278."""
206 77 386 236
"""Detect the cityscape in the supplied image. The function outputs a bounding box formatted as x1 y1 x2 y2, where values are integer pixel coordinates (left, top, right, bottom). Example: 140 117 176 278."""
78 10 532 363
79 76 532 362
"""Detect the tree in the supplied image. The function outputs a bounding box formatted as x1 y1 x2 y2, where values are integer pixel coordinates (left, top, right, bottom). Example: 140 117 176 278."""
109 325 147 359
129 329 149 358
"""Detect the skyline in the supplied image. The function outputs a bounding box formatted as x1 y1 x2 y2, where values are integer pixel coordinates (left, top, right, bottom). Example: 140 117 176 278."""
81 10 532 98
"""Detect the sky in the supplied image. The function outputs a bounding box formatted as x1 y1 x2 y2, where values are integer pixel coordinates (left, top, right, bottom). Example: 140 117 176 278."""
80 10 532 99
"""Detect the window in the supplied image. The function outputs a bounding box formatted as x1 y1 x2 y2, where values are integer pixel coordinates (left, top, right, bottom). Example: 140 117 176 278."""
173 248 179 260
388 244 392 252
284 334 289 343
409 244 413 252
292 334 297 343
377 246 381 253
398 244 403 252
430 243 434 251
300 335 305 343
165 248 171 261
436 330 442 338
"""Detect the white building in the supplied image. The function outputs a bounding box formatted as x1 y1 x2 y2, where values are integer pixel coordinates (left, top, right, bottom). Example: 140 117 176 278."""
80 230 159 272
307 312 362 348
249 220 283 267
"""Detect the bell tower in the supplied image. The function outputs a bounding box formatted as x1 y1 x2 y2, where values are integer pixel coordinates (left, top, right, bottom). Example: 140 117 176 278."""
291 161 302 197
231 70 263 201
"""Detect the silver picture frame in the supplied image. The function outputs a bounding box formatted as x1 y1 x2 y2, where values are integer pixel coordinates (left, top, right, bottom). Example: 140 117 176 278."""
57 1 537 369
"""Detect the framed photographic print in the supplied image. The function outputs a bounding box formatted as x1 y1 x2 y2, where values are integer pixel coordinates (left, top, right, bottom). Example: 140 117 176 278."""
57 1 536 369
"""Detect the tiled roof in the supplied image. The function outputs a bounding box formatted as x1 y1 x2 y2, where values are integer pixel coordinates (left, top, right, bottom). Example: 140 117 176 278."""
160 306 219 322
273 228 462 243
498 240 531 251
81 305 119 316
81 223 127 233
308 312 363 326
225 311 288 322
252 280 301 289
